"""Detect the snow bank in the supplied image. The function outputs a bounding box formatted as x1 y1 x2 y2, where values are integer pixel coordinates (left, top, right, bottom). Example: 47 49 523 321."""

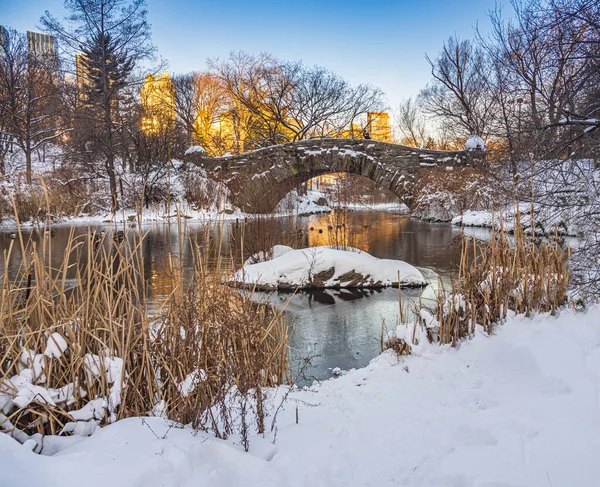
343 201 409 213
452 203 580 236
276 188 332 216
2 306 600 486
0 335 127 451
231 246 427 290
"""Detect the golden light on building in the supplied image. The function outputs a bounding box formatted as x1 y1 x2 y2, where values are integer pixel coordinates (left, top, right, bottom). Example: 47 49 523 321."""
337 122 362 139
141 73 176 134
75 54 94 103
367 112 392 142
27 30 57 56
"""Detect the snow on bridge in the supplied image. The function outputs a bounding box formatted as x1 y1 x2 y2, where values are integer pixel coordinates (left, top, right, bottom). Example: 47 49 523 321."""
184 138 485 213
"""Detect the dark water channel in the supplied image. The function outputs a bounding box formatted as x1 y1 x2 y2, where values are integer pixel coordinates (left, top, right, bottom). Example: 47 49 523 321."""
0 211 482 382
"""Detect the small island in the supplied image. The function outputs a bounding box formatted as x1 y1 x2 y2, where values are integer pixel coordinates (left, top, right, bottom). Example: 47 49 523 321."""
231 245 428 291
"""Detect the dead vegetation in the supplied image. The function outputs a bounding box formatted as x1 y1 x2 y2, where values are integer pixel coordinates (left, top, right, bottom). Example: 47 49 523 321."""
411 167 498 221
385 208 569 353
0 214 289 452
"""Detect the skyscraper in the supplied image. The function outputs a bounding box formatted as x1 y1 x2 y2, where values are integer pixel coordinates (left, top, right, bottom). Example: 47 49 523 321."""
76 54 93 98
0 25 8 54
26 30 57 56
367 112 392 142
141 73 176 134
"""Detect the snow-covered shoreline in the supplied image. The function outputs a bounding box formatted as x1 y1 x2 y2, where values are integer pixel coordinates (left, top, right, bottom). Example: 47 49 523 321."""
2 305 599 486
0 200 409 231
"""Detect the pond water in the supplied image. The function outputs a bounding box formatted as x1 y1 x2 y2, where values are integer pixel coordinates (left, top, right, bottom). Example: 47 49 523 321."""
0 211 482 383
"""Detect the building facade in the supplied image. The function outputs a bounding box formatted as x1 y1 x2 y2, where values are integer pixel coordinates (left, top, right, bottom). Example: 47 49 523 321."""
0 25 8 51
141 73 176 134
366 112 392 142
26 30 57 56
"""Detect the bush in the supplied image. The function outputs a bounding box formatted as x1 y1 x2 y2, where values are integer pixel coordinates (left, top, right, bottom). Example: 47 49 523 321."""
411 167 497 221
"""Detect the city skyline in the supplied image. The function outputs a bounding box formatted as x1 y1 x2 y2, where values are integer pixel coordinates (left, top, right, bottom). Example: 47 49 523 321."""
0 0 507 109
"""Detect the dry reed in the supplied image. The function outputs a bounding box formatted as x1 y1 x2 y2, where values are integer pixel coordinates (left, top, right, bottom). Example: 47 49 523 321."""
385 207 569 352
0 214 289 451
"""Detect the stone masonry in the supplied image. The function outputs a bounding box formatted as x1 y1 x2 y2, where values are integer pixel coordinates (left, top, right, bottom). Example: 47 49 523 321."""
185 138 485 213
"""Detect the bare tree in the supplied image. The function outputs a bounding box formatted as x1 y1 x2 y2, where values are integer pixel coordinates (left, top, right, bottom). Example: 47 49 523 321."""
395 97 429 147
0 28 67 184
172 72 214 148
266 62 386 141
209 52 386 149
41 0 160 212
420 36 494 140
208 51 280 153
188 73 228 154
489 0 597 140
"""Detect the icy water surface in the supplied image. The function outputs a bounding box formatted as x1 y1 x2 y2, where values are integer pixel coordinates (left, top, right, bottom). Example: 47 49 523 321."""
0 211 482 382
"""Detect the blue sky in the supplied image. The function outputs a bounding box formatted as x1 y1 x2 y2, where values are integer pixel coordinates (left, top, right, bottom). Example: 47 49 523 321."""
1 0 506 108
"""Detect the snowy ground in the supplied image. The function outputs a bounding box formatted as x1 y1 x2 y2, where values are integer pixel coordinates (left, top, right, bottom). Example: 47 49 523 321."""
275 188 409 217
2 305 599 486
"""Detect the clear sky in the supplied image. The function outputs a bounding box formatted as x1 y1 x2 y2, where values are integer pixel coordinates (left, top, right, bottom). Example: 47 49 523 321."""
0 0 507 109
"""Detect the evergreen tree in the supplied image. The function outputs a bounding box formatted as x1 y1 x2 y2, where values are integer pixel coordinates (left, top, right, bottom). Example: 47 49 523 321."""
79 32 134 109
42 0 157 213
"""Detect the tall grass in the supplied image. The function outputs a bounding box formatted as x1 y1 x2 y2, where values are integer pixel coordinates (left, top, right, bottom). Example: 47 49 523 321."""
0 216 289 450
386 208 569 351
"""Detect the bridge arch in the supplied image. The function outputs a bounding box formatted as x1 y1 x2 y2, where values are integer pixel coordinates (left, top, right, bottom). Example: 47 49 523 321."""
185 138 484 214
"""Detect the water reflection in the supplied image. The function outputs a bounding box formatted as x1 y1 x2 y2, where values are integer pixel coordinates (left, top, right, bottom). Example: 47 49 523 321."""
261 286 427 385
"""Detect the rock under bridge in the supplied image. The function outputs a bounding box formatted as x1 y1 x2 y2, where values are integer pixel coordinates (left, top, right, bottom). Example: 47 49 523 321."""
184 138 485 214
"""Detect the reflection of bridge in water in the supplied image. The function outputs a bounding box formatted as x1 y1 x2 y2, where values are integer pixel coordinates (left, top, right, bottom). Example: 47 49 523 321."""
184 138 485 213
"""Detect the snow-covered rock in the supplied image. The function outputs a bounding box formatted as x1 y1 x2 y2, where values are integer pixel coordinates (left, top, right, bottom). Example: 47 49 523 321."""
44 333 68 359
244 245 294 265
184 145 207 156
231 246 427 290
465 134 486 151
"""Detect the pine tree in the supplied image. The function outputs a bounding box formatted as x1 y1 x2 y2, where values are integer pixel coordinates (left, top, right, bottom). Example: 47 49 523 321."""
42 0 156 213
76 32 134 211
79 32 134 109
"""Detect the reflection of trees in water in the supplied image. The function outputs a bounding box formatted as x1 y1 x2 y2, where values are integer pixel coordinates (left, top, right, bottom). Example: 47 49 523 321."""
309 172 401 206
307 210 411 255
0 214 469 314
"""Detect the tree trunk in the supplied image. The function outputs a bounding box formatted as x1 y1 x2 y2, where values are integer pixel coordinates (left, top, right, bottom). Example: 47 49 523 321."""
106 153 119 213
25 148 32 185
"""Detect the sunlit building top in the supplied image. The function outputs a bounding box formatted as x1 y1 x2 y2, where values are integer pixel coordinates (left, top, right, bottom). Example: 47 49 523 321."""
141 73 176 134
27 30 57 56
367 112 392 142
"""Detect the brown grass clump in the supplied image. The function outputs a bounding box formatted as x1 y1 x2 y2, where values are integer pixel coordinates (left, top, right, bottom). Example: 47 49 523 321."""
233 215 302 264
382 336 411 356
0 217 289 451
0 170 93 225
437 211 569 344
385 208 569 352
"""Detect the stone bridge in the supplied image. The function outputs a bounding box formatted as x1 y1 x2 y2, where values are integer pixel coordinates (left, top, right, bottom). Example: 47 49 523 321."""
184 138 485 213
